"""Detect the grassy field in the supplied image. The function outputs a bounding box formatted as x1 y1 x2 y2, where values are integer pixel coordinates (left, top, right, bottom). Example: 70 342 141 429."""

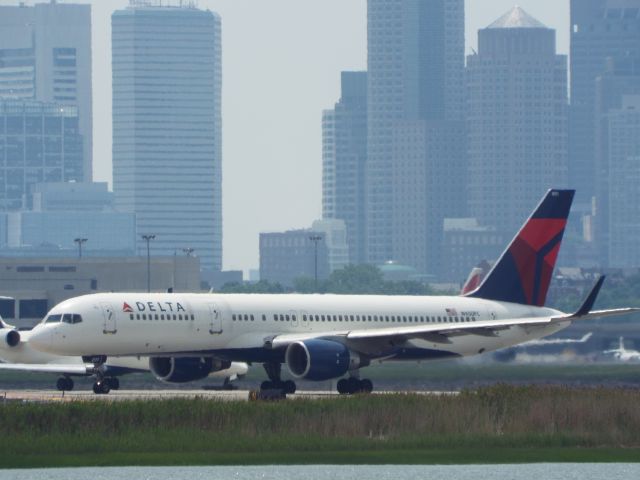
1 385 640 467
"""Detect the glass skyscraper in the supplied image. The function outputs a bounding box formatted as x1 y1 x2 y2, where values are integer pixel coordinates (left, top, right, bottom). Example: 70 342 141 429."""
0 99 83 211
366 0 465 275
112 3 222 271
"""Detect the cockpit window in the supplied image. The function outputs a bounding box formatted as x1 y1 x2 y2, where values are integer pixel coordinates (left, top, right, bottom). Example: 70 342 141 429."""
61 314 83 324
45 314 62 324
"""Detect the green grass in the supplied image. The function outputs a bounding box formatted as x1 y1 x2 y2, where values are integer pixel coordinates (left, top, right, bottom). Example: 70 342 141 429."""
2 385 640 467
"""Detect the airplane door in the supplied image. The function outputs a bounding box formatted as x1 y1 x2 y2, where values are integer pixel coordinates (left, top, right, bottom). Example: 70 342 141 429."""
101 303 117 334
208 303 222 334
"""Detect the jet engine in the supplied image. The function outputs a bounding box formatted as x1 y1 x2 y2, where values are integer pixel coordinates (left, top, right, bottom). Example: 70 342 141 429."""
0 328 20 348
285 339 362 381
149 357 229 383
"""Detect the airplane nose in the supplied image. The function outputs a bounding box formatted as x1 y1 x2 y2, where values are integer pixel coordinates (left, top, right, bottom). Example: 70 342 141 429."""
29 326 54 353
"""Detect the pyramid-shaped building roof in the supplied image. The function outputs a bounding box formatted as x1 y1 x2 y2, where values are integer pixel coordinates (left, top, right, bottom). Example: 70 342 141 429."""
488 6 548 29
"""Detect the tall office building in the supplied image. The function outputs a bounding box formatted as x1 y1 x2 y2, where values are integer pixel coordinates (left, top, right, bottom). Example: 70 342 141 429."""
467 7 568 236
0 2 92 181
112 3 222 271
322 71 367 265
570 0 640 207
594 57 640 266
0 99 83 211
607 95 640 267
366 0 465 275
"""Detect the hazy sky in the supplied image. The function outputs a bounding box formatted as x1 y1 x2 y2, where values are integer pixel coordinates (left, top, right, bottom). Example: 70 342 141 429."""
35 0 570 273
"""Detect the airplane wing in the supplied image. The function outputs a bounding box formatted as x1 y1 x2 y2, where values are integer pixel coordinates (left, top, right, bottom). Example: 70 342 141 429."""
268 277 640 350
0 363 93 376
268 315 557 349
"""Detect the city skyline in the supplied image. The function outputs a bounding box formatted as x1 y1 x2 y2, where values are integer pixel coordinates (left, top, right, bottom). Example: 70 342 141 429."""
1 0 570 273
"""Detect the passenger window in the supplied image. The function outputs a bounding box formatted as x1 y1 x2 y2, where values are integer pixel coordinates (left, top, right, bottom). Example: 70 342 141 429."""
136 314 141 320
244 314 249 321
160 314 165 320
292 315 296 321
285 315 290 321
130 314 134 320
142 314 147 320
303 315 307 321
262 314 267 321
251 315 255 321
232 314 236 321
279 314 284 321
191 314 195 321
315 315 320 321
273 314 278 321
154 314 158 320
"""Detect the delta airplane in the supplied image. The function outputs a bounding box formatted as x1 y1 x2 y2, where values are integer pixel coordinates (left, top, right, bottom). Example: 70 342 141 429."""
28 190 638 394
1 317 248 394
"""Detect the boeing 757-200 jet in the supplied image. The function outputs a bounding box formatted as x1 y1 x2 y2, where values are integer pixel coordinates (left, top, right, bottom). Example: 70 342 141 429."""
28 190 638 394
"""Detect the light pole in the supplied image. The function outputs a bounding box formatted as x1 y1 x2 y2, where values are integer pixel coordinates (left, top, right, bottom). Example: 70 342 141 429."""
309 234 322 290
142 234 156 293
74 238 87 259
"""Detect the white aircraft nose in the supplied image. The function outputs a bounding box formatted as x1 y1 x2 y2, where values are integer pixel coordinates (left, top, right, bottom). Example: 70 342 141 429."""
28 326 54 353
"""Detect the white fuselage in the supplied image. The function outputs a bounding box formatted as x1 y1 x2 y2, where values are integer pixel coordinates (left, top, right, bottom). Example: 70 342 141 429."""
29 292 569 364
0 326 248 379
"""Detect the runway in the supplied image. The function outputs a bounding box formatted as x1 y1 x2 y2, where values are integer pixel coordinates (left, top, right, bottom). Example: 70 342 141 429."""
0 389 457 402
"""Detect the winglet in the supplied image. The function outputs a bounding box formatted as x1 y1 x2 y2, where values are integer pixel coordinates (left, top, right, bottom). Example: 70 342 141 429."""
571 276 605 318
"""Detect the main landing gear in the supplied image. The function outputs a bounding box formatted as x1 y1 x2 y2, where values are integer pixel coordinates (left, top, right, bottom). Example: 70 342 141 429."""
92 377 120 395
260 362 297 394
56 376 74 392
337 377 373 395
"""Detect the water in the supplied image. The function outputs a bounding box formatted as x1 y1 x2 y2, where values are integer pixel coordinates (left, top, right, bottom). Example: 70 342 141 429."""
1 464 639 480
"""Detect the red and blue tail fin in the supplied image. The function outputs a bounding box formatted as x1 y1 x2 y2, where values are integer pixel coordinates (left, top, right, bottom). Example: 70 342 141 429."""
466 189 575 306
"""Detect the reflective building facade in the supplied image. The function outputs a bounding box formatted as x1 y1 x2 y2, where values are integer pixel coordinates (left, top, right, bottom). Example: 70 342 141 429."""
112 5 222 271
467 7 568 236
0 100 83 211
366 0 465 275
570 0 640 207
0 2 93 181
322 71 367 265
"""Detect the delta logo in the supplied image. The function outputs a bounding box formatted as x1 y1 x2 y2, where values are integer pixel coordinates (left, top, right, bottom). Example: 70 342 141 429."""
122 301 186 313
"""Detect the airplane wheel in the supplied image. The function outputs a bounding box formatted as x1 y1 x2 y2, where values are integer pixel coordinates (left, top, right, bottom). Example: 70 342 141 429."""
260 380 273 391
108 377 120 390
337 378 349 394
360 379 373 394
347 377 361 394
93 381 111 395
56 377 67 391
283 380 296 394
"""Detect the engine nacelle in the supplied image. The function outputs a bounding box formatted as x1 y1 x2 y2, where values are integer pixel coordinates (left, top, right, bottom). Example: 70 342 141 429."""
285 339 362 381
0 328 20 348
149 356 214 383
